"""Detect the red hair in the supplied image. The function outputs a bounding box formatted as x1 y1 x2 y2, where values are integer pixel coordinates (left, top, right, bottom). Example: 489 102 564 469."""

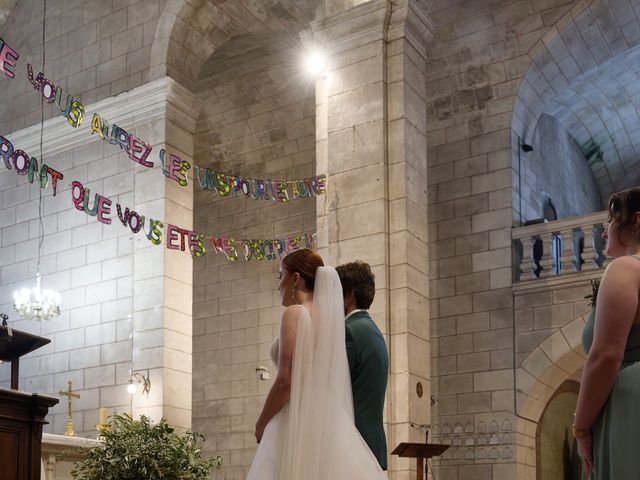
282 248 324 291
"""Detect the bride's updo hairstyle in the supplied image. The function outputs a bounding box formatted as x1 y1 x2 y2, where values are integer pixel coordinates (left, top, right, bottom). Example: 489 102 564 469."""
282 248 324 291
608 187 640 240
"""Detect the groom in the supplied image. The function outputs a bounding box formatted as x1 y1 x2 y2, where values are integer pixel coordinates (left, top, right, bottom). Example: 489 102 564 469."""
336 261 389 471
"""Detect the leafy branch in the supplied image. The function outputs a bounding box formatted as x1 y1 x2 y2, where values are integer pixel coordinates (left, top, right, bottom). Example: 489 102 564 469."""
71 414 222 480
585 278 601 307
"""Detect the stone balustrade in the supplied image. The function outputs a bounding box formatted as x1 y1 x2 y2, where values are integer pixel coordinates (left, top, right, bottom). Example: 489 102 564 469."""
512 211 608 282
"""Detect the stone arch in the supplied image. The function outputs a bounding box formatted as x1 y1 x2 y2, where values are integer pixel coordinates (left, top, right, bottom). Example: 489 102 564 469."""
149 0 316 90
516 310 587 422
513 310 588 479
535 380 581 480
511 0 640 221
512 0 640 142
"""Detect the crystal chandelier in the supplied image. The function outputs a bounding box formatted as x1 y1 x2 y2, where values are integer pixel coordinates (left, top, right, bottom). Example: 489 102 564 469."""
13 272 61 321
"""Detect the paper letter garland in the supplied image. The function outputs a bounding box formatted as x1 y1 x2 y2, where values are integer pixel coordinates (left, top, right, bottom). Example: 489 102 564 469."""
1 135 63 195
160 149 190 186
66 180 314 260
91 113 153 167
0 37 19 79
194 165 326 202
27 64 85 128
0 41 321 261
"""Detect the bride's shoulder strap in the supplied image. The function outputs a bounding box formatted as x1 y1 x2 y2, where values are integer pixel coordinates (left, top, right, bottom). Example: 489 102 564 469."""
283 304 306 312
282 304 307 321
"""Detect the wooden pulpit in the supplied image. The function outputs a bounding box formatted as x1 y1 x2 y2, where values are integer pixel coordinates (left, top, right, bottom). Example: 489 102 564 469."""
0 325 58 480
0 325 50 390
392 435 449 480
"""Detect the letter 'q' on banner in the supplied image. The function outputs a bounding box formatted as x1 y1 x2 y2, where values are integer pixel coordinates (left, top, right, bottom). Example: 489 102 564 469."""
0 38 19 79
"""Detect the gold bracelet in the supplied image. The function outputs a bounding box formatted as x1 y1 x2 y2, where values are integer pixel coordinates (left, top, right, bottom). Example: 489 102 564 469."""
571 424 591 438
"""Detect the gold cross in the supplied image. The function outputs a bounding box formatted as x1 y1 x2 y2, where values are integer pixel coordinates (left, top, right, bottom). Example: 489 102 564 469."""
59 381 80 437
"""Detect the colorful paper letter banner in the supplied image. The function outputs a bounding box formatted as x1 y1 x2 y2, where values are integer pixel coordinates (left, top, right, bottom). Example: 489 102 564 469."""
0 40 322 261
0 135 63 195
15 61 327 202
27 64 84 128
0 37 19 79
195 166 326 202
68 180 314 260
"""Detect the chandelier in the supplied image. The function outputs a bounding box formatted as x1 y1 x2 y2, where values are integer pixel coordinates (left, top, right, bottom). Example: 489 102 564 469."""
13 272 61 321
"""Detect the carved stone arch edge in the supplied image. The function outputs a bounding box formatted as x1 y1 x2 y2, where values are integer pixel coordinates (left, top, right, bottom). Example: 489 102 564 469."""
534 379 580 480
513 310 589 479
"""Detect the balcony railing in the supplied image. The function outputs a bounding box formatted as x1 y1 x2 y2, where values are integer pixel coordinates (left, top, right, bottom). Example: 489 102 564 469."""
512 210 608 282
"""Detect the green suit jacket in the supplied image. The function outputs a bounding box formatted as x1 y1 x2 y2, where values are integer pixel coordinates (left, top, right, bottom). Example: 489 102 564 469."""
345 310 389 470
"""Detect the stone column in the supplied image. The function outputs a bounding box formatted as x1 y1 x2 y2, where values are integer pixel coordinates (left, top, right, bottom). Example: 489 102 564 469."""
131 78 199 430
313 1 433 476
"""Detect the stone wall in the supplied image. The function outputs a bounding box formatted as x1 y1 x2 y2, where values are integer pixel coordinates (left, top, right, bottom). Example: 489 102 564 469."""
521 114 602 221
191 34 316 480
512 0 640 204
0 85 171 435
0 0 161 135
424 1 580 479
0 0 204 440
513 278 591 478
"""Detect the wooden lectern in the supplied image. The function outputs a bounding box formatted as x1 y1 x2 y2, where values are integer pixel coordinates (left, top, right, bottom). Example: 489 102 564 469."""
392 433 449 480
0 325 50 390
0 325 58 480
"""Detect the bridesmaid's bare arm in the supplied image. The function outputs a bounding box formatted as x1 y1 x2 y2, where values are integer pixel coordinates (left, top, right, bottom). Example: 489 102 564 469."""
255 305 299 442
575 256 640 431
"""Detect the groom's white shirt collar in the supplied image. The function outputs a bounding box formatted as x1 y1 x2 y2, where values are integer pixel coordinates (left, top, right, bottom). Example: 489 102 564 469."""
345 309 367 321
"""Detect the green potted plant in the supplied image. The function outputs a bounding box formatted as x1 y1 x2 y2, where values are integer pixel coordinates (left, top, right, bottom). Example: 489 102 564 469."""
71 414 223 480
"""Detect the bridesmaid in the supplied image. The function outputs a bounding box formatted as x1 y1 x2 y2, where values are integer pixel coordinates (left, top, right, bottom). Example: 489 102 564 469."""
575 187 640 479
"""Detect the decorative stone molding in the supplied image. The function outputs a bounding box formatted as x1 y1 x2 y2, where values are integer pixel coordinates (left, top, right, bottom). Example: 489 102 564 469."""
5 77 198 158
312 0 435 54
311 0 389 53
41 433 101 480
387 0 435 54
516 312 588 423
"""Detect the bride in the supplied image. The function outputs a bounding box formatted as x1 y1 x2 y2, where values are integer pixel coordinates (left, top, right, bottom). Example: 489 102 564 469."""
247 249 387 479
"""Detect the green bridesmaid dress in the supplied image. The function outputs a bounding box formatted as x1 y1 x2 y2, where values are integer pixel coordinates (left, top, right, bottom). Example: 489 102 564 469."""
582 306 640 479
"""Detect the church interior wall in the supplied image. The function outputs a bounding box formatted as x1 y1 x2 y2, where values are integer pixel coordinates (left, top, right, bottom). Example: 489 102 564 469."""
0 0 630 479
424 1 584 479
191 33 317 479
0 0 189 438
511 0 640 222
522 113 602 221
0 0 162 136
426 0 639 477
0 124 155 436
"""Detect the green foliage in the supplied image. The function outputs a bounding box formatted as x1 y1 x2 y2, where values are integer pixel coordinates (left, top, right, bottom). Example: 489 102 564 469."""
585 278 601 307
71 414 223 480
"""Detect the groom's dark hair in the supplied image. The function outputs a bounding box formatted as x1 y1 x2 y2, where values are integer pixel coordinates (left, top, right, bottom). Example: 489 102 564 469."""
336 261 375 309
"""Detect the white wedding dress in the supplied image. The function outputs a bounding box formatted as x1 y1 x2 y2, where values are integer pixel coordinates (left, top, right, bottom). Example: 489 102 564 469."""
247 267 387 479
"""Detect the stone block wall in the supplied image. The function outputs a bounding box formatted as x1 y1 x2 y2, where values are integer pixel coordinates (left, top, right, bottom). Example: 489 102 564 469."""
424 1 582 479
0 0 161 135
512 0 640 203
520 114 602 221
191 34 316 480
513 278 593 476
0 100 166 436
